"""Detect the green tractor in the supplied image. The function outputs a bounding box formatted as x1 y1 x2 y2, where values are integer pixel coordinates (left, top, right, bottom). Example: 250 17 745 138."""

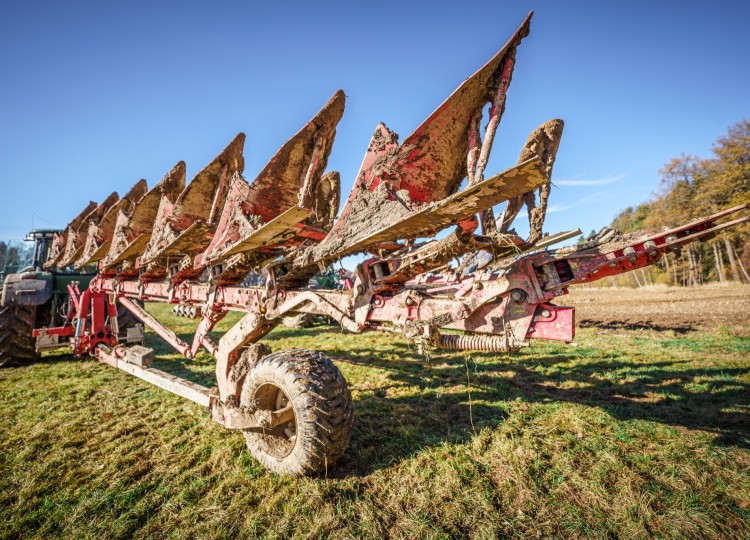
0 230 97 367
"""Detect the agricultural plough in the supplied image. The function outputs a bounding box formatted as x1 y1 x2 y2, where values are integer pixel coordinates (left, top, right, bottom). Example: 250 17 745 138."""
2 12 747 475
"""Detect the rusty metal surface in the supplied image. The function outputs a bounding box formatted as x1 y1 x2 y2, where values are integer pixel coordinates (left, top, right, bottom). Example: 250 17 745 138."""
176 134 245 224
58 191 120 268
223 206 312 256
76 180 148 268
497 118 564 239
371 13 532 205
242 91 343 223
138 135 245 270
44 200 99 269
305 157 545 263
102 162 186 272
266 13 535 276
198 93 344 273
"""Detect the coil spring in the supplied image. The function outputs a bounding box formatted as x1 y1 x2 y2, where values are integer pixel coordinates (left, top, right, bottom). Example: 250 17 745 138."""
437 333 513 352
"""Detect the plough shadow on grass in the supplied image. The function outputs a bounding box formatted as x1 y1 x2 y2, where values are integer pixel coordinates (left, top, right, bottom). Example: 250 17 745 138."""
46 323 748 477
329 352 748 476
271 326 749 476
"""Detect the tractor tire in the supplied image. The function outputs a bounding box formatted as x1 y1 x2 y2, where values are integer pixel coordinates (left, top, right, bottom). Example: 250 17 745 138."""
0 304 40 367
240 348 354 476
282 313 314 329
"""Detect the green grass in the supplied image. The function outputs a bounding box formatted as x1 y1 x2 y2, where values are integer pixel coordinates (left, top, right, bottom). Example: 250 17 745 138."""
0 304 748 539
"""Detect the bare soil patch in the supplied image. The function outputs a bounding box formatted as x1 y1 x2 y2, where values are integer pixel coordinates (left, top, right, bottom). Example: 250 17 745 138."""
565 283 749 333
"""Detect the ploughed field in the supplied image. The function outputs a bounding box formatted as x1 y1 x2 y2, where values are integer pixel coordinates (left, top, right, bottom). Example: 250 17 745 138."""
0 287 748 539
566 283 749 333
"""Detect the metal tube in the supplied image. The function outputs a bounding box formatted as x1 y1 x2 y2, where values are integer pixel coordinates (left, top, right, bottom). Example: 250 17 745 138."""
73 317 83 351
118 296 192 358
117 362 212 408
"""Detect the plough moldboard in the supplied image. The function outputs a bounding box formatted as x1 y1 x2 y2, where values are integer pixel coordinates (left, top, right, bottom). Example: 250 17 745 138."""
22 12 749 476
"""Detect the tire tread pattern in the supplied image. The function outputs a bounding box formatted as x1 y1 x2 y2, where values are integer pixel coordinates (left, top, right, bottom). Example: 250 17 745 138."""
241 348 354 476
0 304 39 367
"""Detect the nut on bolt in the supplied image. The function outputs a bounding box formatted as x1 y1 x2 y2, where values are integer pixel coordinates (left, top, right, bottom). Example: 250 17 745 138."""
510 288 526 303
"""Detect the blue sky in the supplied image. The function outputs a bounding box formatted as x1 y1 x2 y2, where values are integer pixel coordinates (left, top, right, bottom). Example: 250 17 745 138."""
1 0 748 248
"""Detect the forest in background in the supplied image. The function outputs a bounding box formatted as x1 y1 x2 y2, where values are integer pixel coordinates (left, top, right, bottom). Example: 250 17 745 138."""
584 119 749 287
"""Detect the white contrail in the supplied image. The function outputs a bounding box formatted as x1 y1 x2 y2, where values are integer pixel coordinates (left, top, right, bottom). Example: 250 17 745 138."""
554 173 626 187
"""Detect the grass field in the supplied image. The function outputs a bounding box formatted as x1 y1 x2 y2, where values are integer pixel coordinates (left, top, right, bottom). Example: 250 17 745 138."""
1 290 749 539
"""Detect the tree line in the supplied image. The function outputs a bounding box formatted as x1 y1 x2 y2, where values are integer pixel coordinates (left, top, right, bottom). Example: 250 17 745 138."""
595 120 749 287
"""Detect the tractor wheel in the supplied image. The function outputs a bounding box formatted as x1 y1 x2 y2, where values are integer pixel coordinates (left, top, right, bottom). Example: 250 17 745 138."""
0 304 40 367
282 313 314 329
240 348 354 476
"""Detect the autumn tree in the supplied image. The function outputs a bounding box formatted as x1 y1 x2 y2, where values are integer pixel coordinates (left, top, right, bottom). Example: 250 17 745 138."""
609 120 749 285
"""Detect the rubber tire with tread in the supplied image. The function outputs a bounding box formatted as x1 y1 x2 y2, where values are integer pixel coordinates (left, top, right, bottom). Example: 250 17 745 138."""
0 304 39 367
240 348 354 476
282 313 314 329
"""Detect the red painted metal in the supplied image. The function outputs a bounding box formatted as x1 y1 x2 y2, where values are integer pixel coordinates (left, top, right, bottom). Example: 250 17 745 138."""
119 296 193 358
33 325 75 338
190 309 226 358
525 304 575 342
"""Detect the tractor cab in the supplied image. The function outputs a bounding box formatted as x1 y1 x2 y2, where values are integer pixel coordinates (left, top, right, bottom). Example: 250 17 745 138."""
1 230 62 318
25 230 58 272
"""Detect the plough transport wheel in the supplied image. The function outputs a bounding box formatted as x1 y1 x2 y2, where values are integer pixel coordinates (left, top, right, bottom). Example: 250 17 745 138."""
240 349 353 476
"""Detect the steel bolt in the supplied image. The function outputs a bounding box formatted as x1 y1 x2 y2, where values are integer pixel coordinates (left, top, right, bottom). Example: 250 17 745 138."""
510 289 526 303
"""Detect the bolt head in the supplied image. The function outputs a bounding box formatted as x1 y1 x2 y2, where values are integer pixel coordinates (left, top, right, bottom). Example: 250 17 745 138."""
510 289 526 303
